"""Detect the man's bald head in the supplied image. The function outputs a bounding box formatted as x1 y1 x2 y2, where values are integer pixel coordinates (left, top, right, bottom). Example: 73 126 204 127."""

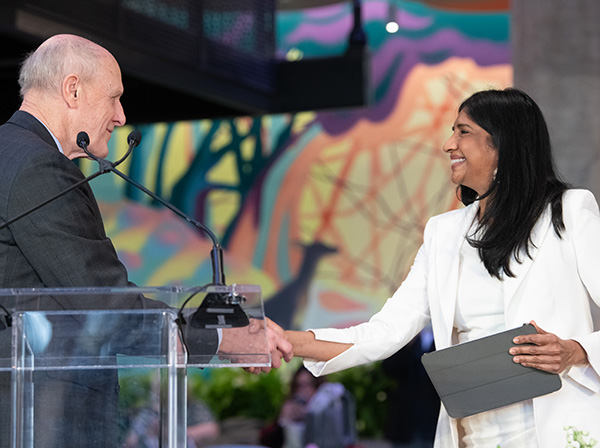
18 34 111 99
18 34 126 159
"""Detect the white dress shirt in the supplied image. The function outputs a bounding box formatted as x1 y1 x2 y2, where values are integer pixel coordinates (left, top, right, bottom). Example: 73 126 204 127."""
454 231 536 447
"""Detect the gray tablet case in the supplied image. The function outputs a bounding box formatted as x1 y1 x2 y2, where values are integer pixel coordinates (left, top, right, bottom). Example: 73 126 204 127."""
421 324 562 418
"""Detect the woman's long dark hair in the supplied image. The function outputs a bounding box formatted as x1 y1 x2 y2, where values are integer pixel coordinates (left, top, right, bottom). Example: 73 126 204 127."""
458 88 569 278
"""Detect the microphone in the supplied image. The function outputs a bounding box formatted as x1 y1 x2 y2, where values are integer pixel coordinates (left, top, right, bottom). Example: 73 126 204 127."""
127 129 142 148
77 131 89 149
77 130 112 174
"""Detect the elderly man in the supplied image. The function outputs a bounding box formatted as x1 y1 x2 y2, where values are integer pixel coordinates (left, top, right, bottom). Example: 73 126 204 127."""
1 34 133 287
0 34 292 447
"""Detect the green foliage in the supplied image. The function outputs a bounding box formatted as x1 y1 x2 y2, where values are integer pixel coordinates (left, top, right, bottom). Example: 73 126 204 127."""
187 364 291 422
185 360 394 439
565 426 598 448
116 362 397 440
185 360 395 439
118 370 156 410
117 369 160 440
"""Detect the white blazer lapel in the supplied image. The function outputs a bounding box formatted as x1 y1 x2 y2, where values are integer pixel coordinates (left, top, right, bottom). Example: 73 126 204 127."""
436 204 479 332
502 205 553 310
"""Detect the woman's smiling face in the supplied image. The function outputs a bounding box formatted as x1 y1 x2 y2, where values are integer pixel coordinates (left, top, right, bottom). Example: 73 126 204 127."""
443 109 498 196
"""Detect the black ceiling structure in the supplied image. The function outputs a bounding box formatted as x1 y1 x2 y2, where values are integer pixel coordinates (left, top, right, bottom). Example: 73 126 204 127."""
0 0 368 124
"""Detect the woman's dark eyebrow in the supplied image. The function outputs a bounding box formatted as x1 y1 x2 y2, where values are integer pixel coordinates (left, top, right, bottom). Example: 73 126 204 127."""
455 122 473 129
452 122 472 131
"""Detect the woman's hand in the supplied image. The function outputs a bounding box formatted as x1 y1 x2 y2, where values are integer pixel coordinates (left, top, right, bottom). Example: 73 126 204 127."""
509 320 589 374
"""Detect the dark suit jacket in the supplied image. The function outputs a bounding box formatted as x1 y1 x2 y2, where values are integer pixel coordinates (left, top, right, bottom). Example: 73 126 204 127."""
0 110 133 289
0 111 217 447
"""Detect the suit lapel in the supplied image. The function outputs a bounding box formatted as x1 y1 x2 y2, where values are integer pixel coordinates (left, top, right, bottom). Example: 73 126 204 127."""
434 201 554 342
437 204 479 330
502 204 553 310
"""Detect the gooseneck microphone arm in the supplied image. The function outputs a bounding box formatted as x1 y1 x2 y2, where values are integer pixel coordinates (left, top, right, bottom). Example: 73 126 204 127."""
109 169 226 284
76 131 226 286
78 132 245 329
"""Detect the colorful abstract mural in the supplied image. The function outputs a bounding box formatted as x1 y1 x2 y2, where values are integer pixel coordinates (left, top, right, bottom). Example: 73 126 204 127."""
83 0 511 330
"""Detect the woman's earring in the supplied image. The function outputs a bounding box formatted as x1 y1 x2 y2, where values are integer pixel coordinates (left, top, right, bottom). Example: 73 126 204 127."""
492 168 498 182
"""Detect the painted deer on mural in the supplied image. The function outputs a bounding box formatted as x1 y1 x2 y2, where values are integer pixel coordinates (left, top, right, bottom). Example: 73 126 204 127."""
265 241 338 330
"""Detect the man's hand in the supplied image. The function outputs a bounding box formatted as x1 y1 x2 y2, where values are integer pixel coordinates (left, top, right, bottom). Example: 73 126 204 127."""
244 318 293 374
219 318 293 374
509 320 589 374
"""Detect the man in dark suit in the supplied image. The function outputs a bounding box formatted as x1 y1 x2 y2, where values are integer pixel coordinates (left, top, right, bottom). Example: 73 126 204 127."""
0 34 292 447
0 34 130 289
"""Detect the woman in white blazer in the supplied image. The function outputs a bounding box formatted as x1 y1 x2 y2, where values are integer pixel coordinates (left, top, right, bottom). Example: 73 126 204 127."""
284 89 600 447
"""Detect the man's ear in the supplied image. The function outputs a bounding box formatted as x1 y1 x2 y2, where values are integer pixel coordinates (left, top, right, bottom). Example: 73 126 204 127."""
62 74 80 108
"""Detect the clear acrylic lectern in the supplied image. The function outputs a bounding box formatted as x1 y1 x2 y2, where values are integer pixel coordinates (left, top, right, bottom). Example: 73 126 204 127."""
0 285 270 448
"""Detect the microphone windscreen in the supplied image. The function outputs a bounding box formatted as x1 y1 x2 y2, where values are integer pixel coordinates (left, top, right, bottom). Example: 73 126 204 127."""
127 129 142 148
76 131 90 148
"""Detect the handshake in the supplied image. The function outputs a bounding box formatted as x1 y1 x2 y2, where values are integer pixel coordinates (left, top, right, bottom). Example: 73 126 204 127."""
217 317 352 374
217 317 294 374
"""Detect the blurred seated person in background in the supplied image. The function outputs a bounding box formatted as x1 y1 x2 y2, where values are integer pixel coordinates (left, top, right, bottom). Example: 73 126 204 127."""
124 391 220 448
186 398 221 448
260 366 325 448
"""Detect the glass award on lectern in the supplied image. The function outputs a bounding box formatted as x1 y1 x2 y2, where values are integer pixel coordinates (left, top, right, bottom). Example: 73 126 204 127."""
0 284 269 448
